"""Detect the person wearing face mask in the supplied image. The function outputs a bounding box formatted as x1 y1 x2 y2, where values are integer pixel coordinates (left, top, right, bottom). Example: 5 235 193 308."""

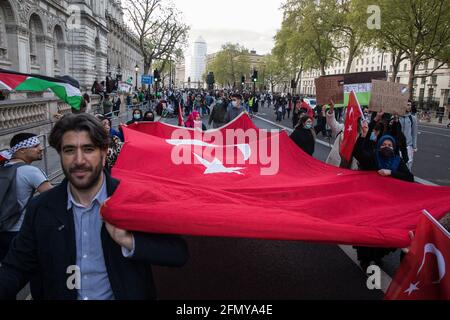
209 91 228 128
355 132 414 181
290 115 316 156
374 135 414 182
353 135 414 270
386 115 409 164
127 109 143 125
225 94 245 123
325 100 360 169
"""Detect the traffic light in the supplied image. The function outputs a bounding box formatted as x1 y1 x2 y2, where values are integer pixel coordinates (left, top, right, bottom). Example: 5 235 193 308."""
153 69 160 82
291 79 296 89
252 70 258 82
207 72 215 90
207 72 215 85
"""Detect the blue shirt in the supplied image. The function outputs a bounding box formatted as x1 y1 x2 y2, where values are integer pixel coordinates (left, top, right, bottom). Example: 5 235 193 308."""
67 175 135 300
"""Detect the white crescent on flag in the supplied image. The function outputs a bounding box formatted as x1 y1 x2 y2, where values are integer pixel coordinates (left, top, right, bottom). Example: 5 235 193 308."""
417 243 446 284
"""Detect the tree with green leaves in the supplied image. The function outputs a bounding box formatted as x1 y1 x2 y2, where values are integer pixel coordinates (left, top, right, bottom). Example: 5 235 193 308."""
375 0 450 100
205 43 251 89
280 0 341 76
333 0 376 74
260 54 289 92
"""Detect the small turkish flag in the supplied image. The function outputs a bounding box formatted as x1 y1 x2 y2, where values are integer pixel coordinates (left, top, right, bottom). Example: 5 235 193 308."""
300 100 314 118
385 210 450 300
340 91 363 163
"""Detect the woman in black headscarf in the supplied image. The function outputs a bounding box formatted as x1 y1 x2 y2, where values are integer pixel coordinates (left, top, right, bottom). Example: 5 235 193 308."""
290 115 316 156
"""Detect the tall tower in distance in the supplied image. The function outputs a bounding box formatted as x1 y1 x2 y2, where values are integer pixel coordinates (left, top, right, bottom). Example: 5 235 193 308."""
190 36 207 83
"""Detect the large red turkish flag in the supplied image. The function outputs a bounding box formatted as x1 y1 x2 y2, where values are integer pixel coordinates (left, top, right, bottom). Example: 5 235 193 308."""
340 91 363 163
101 114 450 247
385 211 450 300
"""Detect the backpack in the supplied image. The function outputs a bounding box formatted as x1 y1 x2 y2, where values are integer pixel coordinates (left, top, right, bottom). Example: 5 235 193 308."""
0 163 28 232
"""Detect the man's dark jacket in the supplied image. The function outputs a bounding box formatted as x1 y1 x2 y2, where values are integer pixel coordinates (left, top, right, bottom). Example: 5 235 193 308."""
0 174 189 300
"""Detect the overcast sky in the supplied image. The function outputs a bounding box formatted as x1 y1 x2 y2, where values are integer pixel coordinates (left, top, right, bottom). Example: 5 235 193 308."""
172 0 284 56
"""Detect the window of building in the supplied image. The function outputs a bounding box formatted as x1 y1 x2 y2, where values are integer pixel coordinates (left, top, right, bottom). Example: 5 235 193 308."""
0 6 8 59
404 64 407 72
396 77 400 83
432 75 437 84
371 67 374 71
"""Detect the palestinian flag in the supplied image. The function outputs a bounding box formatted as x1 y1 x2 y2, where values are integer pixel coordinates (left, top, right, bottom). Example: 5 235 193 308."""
0 69 83 110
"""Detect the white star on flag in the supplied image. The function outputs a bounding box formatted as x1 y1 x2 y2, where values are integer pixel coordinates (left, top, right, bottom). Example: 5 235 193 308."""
404 282 420 296
193 153 245 175
347 125 353 132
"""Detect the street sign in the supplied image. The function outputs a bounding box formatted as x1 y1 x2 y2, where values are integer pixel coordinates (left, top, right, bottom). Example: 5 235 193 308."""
141 75 153 85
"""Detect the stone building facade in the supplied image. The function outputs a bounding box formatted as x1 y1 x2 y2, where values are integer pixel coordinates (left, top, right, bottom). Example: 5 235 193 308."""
106 0 143 88
0 0 144 156
0 0 143 91
296 47 450 109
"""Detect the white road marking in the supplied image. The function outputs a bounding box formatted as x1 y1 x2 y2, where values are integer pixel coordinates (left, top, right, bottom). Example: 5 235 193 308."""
339 245 392 293
419 130 450 138
419 124 450 132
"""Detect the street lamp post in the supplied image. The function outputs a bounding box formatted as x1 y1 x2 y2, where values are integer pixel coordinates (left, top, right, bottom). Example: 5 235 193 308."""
135 64 139 91
380 47 386 72
116 64 122 81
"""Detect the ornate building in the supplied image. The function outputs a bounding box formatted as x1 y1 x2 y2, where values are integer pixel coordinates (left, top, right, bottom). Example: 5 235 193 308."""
297 47 450 109
0 0 144 154
106 0 143 87
0 0 143 90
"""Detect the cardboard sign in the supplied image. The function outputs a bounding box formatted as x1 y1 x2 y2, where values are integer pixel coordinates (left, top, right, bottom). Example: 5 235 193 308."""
315 76 344 105
369 80 409 114
118 82 132 93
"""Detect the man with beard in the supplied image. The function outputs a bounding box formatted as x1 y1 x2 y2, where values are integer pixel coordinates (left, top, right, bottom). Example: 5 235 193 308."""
0 114 188 300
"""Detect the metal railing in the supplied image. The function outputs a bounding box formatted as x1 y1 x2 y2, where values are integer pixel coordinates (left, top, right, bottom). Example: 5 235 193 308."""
0 102 148 183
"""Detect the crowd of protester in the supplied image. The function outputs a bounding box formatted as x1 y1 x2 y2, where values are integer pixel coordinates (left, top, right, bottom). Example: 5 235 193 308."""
2 79 449 300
